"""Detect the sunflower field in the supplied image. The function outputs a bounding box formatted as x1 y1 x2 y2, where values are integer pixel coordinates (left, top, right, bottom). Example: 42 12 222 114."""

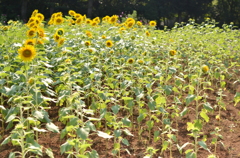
0 10 240 158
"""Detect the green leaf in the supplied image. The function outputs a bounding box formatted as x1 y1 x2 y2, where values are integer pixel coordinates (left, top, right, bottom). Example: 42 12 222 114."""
203 102 213 112
180 107 188 117
122 138 130 146
1 136 11 145
123 129 134 136
33 110 44 120
234 92 240 106
185 94 196 105
198 141 208 150
163 118 170 125
6 114 16 123
111 104 120 114
161 141 169 152
200 110 209 122
114 130 122 138
46 122 59 133
163 85 172 95
186 151 196 158
76 127 90 140
85 121 96 131
97 131 113 139
45 148 54 158
8 152 15 158
87 150 99 158
60 141 72 154
122 117 131 126
137 113 145 123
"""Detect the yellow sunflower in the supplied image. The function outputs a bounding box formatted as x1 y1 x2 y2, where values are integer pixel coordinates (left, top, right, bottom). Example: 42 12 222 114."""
137 21 142 26
169 50 177 56
102 16 110 22
202 65 209 73
109 15 118 24
93 17 100 23
57 38 65 47
56 28 64 36
37 27 45 38
85 19 92 25
91 21 98 27
36 13 44 22
75 17 83 25
54 17 64 25
74 13 82 19
53 33 60 42
126 21 135 28
55 12 63 17
137 59 144 64
101 35 106 39
69 10 76 17
106 40 113 47
149 21 157 27
127 58 135 64
145 31 150 37
31 10 38 17
18 45 37 62
86 31 92 38
24 39 36 46
85 41 91 46
27 28 36 38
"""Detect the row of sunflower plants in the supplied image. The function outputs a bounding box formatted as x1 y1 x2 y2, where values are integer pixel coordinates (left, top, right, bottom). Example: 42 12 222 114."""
0 9 240 158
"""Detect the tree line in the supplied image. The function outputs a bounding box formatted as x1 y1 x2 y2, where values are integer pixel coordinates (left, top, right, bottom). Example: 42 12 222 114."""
0 0 239 27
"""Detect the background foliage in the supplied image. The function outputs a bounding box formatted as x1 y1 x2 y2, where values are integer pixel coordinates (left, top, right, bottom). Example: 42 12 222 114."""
0 0 240 28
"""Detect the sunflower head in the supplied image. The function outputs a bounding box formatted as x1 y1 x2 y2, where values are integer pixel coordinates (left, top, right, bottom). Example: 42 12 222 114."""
28 77 35 85
202 65 209 73
24 39 36 46
101 35 106 39
86 19 92 25
126 21 135 28
56 28 64 36
145 31 150 37
109 15 118 24
27 28 36 38
85 41 91 46
86 31 92 38
36 13 44 22
109 50 114 54
127 58 135 64
65 59 71 64
137 59 144 64
74 13 82 19
69 10 76 17
91 21 98 26
57 38 65 47
37 27 45 38
54 17 64 25
18 45 37 62
169 50 177 56
149 21 157 27
53 33 60 42
137 21 142 26
106 40 113 47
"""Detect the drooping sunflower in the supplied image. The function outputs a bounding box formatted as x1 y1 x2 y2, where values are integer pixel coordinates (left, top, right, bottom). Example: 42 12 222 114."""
85 41 91 46
57 38 65 47
24 39 36 46
91 21 98 27
37 27 45 38
127 58 135 64
86 31 92 38
69 10 76 17
145 31 150 37
169 50 177 56
54 17 64 25
202 65 209 73
18 45 37 62
106 40 113 47
27 28 36 38
149 21 157 27
75 17 83 25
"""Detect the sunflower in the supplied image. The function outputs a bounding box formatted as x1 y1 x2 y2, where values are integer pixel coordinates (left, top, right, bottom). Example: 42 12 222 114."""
86 31 92 38
137 59 144 64
145 31 150 37
127 58 135 64
24 39 36 46
137 21 142 26
28 22 37 28
106 40 113 47
85 19 92 25
69 10 76 17
102 16 110 22
36 39 44 45
109 15 118 24
28 77 35 85
202 65 209 73
85 41 91 46
65 59 71 64
149 21 157 27
53 33 60 42
55 12 63 17
75 17 83 25
27 28 36 38
56 28 64 36
93 17 100 23
109 50 114 54
27 17 36 24
91 21 98 27
101 35 106 39
36 13 44 22
126 21 135 28
57 38 65 47
54 17 64 25
31 10 38 17
37 27 45 38
169 50 177 56
18 45 37 62
74 13 82 19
